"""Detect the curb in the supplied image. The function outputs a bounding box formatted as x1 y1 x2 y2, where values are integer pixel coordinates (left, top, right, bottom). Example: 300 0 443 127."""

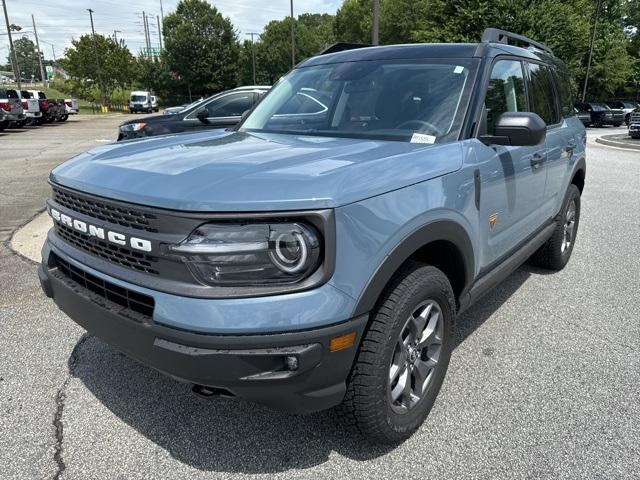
595 135 640 151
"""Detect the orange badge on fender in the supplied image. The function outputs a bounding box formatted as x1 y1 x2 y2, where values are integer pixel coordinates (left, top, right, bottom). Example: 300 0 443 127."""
489 214 498 229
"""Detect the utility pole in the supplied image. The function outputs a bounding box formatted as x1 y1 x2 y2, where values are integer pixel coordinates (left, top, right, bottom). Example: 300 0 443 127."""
142 11 151 60
156 15 162 50
582 0 601 102
113 30 121 43
87 9 105 105
372 0 380 45
2 0 21 89
31 14 47 87
246 32 258 84
290 0 295 68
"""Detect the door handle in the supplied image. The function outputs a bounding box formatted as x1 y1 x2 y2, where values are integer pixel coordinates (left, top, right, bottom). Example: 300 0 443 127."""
530 153 546 170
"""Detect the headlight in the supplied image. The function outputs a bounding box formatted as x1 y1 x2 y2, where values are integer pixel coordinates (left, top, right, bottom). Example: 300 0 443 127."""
169 222 322 286
119 122 146 132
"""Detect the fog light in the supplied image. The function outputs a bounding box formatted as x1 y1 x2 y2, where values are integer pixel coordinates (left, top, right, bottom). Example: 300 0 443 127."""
285 356 299 371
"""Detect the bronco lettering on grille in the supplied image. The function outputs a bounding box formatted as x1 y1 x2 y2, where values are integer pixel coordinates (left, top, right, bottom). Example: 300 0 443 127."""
49 207 152 252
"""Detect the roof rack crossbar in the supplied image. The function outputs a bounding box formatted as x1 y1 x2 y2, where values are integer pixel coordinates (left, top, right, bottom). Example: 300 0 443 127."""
318 43 372 55
481 28 553 55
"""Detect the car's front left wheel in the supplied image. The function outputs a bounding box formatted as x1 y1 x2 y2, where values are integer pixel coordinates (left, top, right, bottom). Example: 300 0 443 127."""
337 262 455 443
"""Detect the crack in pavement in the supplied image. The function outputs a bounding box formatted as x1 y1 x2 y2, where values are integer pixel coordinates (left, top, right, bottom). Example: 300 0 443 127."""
52 335 90 480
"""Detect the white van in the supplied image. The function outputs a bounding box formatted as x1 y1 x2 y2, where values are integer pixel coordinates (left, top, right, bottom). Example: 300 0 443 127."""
129 91 156 114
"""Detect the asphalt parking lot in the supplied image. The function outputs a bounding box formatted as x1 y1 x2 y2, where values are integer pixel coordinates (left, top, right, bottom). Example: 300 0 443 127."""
1 119 639 479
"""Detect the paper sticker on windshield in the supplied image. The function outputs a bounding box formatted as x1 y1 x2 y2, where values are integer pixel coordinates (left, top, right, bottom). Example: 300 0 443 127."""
410 133 436 144
453 66 464 74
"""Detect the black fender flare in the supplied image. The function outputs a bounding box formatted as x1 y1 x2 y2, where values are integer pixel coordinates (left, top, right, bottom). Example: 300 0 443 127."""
352 220 475 317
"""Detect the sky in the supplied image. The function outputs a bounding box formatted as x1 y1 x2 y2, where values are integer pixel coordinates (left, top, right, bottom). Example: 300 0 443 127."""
1 0 342 61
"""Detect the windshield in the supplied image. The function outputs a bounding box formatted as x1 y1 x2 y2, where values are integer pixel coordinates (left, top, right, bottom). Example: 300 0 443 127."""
591 103 609 111
241 59 478 143
131 95 148 102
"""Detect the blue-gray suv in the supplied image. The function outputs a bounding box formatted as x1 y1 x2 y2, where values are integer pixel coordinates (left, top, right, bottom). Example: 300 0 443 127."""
39 29 586 443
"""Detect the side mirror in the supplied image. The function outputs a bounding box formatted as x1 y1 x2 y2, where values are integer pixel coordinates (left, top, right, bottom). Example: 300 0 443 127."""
480 112 546 146
196 108 209 124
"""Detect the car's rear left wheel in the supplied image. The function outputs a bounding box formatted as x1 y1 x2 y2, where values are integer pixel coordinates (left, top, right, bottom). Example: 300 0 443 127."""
530 184 581 270
336 262 455 443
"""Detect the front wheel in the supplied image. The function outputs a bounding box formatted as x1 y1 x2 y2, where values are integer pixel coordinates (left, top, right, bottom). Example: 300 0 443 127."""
530 184 581 270
336 262 455 443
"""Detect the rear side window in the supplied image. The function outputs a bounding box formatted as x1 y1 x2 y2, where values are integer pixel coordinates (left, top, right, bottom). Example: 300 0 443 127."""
206 93 253 117
38 92 46 99
484 60 527 134
551 63 576 118
527 63 560 125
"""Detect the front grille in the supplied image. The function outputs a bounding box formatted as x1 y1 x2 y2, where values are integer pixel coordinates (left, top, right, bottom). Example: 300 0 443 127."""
52 186 159 233
52 253 155 319
55 223 160 275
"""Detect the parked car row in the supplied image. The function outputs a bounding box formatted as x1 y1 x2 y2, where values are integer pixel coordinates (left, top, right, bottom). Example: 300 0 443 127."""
118 86 270 141
0 88 78 131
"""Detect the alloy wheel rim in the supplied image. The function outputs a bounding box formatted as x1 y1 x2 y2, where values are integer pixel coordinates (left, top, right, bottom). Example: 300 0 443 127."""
561 200 576 254
388 300 443 414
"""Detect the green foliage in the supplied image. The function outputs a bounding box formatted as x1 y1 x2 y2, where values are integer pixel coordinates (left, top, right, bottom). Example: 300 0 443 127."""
8 36 43 81
334 0 637 99
334 0 371 43
238 13 336 85
59 34 137 102
162 0 239 94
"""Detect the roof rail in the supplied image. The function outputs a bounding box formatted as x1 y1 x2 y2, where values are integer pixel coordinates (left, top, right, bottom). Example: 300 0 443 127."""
481 28 553 55
318 43 372 55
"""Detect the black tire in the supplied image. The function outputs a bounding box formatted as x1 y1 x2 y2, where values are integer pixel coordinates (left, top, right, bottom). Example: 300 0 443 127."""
336 262 455 444
593 118 603 128
613 122 622 127
530 184 581 271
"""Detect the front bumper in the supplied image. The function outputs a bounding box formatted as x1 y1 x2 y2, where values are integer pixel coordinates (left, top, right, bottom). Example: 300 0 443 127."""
39 242 367 414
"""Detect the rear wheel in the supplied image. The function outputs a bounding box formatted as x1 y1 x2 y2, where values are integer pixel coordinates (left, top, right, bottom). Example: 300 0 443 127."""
613 122 622 127
530 184 581 271
337 262 455 443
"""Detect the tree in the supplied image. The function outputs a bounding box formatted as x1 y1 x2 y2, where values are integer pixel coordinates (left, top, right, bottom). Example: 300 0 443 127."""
334 0 371 43
333 0 636 100
162 0 239 95
59 34 137 102
238 13 336 85
8 36 42 81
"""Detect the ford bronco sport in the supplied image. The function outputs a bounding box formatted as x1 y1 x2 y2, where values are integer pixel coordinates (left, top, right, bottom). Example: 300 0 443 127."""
39 29 586 443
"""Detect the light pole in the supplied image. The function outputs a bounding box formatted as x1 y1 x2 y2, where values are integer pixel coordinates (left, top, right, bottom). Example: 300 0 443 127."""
2 0 21 89
32 14 47 87
290 0 295 68
87 9 105 105
246 32 258 85
372 0 379 45
582 0 602 102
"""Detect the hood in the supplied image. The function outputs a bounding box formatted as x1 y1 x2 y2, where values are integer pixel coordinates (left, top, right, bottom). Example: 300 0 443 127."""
51 130 463 212
120 114 170 127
